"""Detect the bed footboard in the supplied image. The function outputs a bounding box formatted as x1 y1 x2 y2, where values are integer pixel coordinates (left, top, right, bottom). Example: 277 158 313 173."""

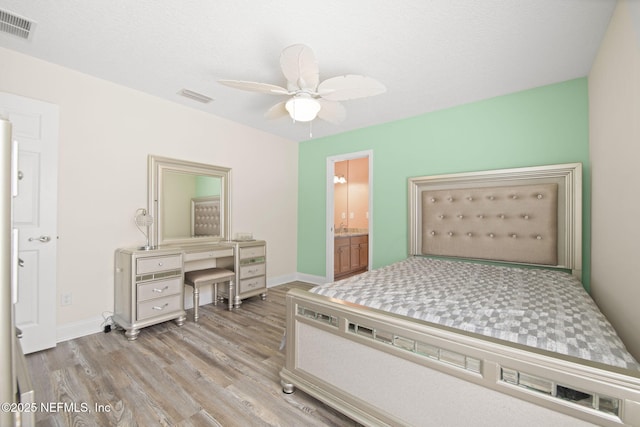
280 289 640 427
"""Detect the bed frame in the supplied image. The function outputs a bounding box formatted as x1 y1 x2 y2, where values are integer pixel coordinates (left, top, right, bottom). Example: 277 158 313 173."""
280 163 640 426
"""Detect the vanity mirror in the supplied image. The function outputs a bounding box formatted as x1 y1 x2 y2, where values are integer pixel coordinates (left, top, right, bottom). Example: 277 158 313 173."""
148 155 230 247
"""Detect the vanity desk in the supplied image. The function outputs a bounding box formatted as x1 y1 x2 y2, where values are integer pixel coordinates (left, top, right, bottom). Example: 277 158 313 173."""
114 240 267 340
114 155 267 340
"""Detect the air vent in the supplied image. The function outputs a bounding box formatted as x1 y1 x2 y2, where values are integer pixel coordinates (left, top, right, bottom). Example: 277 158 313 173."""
0 9 35 40
178 89 213 104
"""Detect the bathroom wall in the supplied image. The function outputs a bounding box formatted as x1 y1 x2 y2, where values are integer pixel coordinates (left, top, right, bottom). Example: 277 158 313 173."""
334 157 369 231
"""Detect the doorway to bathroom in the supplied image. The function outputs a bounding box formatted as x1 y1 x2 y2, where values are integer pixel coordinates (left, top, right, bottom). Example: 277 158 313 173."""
326 150 372 282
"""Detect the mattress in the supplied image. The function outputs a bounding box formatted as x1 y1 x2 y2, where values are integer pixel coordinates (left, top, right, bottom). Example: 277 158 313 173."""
311 257 640 370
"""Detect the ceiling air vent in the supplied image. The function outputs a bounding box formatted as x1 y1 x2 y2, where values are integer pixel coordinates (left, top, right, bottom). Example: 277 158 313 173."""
0 9 35 40
178 89 213 104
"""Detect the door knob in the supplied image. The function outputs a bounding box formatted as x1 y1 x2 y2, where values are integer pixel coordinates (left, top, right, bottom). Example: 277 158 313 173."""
28 235 51 243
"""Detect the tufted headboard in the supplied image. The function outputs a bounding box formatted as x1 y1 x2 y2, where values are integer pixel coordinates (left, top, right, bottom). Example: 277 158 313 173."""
408 163 582 277
191 196 221 237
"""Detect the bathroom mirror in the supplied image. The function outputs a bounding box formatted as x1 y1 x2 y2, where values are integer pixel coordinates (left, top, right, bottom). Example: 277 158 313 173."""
148 155 230 247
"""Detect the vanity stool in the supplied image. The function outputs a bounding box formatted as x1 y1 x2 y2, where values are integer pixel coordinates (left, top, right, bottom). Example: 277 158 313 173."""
184 268 235 322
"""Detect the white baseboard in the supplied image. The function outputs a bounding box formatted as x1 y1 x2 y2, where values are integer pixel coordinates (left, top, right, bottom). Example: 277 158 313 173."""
270 272 330 286
267 273 298 287
56 315 104 343
293 272 329 286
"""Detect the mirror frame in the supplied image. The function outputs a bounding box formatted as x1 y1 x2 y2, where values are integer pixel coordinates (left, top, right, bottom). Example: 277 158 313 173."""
148 155 231 247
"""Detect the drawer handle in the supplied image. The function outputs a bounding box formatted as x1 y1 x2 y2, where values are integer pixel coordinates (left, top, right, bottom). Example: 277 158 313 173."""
152 303 169 311
153 286 169 293
157 262 163 266
248 268 259 274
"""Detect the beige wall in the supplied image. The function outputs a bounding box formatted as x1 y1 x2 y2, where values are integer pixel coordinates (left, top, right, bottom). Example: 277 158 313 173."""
0 47 298 338
589 0 640 359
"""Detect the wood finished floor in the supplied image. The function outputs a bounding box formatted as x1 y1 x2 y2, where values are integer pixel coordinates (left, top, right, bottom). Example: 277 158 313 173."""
26 282 360 427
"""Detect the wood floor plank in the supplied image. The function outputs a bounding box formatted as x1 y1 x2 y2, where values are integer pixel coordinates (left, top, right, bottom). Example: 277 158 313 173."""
26 282 360 426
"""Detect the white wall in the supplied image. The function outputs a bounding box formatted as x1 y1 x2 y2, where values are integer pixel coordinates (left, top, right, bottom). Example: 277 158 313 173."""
0 47 299 339
589 0 640 359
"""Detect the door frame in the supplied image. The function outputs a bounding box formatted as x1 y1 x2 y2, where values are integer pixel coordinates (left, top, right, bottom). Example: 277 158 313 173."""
325 150 373 282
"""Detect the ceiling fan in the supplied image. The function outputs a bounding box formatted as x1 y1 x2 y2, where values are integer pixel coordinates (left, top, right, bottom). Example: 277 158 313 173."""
218 44 386 124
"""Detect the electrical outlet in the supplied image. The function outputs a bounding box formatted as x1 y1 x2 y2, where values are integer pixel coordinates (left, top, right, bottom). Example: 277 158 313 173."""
61 293 72 306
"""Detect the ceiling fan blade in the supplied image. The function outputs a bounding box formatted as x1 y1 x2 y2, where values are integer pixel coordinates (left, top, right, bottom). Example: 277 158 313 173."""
317 99 346 124
318 75 386 101
280 44 320 91
264 101 289 120
218 79 290 95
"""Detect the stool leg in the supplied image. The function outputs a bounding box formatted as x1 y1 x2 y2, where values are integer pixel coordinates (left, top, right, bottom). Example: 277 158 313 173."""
213 282 218 305
193 286 200 322
228 280 234 310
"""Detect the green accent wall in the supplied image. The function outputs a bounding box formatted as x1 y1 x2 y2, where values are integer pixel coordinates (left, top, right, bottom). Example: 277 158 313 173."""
297 78 591 289
195 175 221 197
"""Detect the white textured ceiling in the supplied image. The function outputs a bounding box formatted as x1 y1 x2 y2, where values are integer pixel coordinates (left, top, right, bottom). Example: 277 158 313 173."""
0 0 616 142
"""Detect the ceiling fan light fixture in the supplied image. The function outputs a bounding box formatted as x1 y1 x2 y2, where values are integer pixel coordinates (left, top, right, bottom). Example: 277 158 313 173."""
219 44 385 127
285 95 321 122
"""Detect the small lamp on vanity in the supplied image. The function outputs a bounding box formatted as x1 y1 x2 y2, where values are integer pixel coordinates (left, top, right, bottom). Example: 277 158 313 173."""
134 208 155 250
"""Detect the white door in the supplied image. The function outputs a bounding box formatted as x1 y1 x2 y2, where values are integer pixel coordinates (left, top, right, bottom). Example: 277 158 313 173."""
0 92 59 354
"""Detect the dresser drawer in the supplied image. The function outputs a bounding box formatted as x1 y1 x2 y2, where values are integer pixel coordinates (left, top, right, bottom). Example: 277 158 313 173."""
137 277 182 302
239 245 265 260
239 275 266 294
184 248 233 262
137 294 182 321
239 263 265 279
137 254 182 274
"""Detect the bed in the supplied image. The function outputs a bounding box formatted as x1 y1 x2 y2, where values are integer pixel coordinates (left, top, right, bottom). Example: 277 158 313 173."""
280 163 640 426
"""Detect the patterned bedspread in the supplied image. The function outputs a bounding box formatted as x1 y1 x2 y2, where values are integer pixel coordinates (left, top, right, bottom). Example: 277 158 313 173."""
311 257 640 370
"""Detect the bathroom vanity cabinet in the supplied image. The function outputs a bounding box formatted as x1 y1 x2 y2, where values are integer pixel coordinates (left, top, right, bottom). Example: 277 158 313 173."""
334 234 368 280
